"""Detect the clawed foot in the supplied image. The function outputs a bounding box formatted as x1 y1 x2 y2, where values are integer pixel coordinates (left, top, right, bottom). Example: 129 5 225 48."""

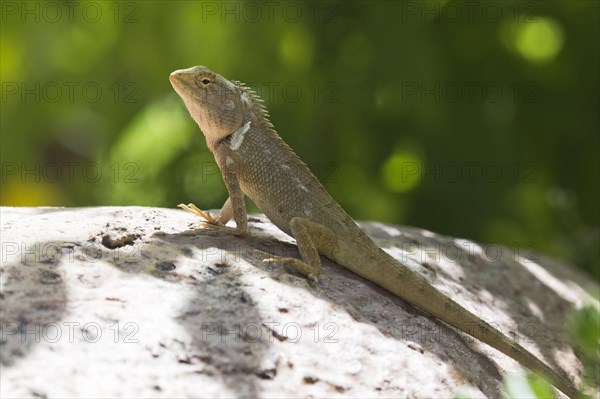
257 251 319 286
178 203 221 225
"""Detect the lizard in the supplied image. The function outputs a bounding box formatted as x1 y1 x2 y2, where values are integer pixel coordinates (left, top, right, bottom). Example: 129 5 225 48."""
169 65 577 398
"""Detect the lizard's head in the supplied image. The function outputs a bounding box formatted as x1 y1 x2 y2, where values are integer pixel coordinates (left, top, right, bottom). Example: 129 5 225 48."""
170 66 252 147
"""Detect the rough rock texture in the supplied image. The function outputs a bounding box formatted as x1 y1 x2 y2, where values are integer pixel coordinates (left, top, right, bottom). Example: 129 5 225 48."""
0 206 596 398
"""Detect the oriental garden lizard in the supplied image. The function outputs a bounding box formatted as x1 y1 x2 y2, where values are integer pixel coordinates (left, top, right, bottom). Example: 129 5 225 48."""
169 66 577 398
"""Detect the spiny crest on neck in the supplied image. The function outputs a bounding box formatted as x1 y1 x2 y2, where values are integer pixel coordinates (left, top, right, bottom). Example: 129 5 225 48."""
231 79 308 169
231 80 275 131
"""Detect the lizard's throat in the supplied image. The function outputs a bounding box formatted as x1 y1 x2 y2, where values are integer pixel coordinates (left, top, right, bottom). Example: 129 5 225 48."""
228 121 251 151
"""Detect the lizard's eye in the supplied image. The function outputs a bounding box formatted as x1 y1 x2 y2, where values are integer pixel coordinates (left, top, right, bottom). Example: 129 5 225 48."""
201 78 211 85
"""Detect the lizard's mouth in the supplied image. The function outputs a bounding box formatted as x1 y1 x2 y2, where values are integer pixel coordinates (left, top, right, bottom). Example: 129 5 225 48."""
169 69 196 93
169 73 197 102
169 72 184 88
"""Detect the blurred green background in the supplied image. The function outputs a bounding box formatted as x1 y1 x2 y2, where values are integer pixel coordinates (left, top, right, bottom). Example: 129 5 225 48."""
1 1 598 279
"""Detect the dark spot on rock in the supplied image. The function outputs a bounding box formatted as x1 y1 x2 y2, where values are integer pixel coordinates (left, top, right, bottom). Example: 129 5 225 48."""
101 233 140 249
303 376 319 384
406 236 420 244
272 330 286 342
262 323 287 342
39 257 58 265
34 302 57 311
206 264 229 276
422 262 435 271
407 343 424 354
239 292 253 304
198 354 212 363
334 385 347 393
39 270 62 284
277 307 289 313
151 270 181 283
31 390 48 399
155 261 176 271
105 297 122 302
177 354 192 364
181 247 193 257
256 368 277 379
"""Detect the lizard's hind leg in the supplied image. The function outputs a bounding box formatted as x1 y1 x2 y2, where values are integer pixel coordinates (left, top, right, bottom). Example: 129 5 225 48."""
262 217 339 285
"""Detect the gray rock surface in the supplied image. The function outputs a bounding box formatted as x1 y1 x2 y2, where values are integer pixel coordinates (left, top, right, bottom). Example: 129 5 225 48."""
0 206 596 398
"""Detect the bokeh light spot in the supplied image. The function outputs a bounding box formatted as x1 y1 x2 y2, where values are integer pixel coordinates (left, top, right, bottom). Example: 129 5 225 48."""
514 17 564 63
279 27 314 69
381 150 422 193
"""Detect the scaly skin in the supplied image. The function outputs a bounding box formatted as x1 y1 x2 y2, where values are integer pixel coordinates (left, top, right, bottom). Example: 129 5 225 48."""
169 66 577 398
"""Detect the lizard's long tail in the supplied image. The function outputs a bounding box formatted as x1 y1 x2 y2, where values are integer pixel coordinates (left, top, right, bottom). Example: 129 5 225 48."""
360 249 578 398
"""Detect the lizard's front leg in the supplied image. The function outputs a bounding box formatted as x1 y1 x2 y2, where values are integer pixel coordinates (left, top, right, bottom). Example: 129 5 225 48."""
214 148 248 235
263 217 339 284
178 197 233 225
180 147 247 235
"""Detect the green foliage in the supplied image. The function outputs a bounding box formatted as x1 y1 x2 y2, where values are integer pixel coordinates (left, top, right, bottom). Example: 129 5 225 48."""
1 1 598 277
504 374 555 399
454 374 557 399
568 304 600 392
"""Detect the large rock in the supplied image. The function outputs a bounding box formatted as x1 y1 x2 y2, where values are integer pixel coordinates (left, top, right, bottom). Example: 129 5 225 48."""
0 206 595 398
